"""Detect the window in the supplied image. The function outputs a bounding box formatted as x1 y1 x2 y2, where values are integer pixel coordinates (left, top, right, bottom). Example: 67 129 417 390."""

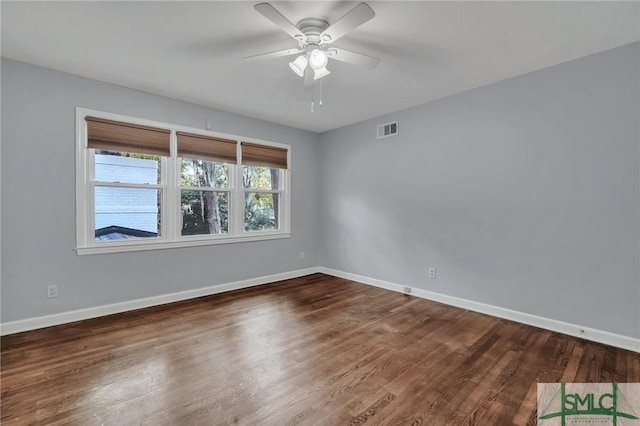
177 131 235 237
76 108 290 254
241 142 288 232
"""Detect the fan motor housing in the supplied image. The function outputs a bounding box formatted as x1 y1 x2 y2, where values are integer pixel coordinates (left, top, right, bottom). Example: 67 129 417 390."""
296 18 329 44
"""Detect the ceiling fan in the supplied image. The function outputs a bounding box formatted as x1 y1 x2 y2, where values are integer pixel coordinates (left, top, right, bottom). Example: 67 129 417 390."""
245 2 380 85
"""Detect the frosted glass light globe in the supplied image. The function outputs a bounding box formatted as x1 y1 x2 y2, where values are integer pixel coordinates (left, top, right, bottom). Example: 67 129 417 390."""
308 49 328 70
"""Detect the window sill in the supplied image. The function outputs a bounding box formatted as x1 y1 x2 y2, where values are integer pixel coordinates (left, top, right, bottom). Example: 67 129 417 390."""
76 232 291 255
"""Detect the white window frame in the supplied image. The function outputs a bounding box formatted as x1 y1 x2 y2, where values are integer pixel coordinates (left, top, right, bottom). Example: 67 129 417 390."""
75 107 291 255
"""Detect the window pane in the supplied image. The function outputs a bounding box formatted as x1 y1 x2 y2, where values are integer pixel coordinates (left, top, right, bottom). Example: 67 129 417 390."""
95 187 161 240
244 192 279 231
181 159 229 188
181 190 229 236
242 165 279 190
95 150 161 184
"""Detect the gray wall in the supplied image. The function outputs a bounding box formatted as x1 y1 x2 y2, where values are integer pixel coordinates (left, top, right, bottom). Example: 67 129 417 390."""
3 43 639 340
1 59 320 322
318 42 640 338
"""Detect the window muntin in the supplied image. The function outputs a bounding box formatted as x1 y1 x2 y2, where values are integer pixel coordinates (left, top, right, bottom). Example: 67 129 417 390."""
76 108 290 254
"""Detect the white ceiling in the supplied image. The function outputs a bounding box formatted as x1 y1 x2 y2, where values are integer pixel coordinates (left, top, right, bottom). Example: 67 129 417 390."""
2 1 639 133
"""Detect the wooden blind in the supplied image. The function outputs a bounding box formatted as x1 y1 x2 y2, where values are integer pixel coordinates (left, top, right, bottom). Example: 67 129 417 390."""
241 142 288 169
177 132 237 164
86 116 170 156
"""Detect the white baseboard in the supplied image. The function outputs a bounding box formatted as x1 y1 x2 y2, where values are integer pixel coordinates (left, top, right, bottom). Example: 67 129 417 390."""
317 267 640 353
0 267 320 336
3 266 638 353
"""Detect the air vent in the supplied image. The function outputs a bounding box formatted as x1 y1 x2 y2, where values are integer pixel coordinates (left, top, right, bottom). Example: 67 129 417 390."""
377 121 398 139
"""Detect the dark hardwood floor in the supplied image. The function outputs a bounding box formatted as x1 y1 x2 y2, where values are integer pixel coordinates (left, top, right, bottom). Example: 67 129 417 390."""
2 273 639 425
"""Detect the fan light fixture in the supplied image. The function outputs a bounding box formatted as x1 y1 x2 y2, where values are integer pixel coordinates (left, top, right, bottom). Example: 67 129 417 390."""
308 49 328 70
289 55 308 77
248 2 380 87
288 49 331 81
313 67 330 80
308 49 330 80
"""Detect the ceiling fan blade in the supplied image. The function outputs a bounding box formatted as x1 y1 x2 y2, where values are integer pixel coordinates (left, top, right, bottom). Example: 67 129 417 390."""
244 48 304 61
328 48 379 69
320 3 375 44
254 3 306 42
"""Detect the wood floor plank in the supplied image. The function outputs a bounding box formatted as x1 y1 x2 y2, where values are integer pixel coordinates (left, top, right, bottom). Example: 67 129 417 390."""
1 273 639 425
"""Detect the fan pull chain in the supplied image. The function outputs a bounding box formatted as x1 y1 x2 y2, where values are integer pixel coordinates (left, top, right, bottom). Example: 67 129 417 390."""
310 80 324 112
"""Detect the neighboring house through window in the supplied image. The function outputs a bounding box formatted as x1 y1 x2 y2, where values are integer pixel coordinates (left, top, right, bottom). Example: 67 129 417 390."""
94 154 160 239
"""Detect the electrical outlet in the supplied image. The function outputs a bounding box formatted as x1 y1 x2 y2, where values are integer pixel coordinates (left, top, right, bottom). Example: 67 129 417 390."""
206 122 212 130
47 284 58 299
299 251 305 260
429 267 436 279
403 286 412 294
